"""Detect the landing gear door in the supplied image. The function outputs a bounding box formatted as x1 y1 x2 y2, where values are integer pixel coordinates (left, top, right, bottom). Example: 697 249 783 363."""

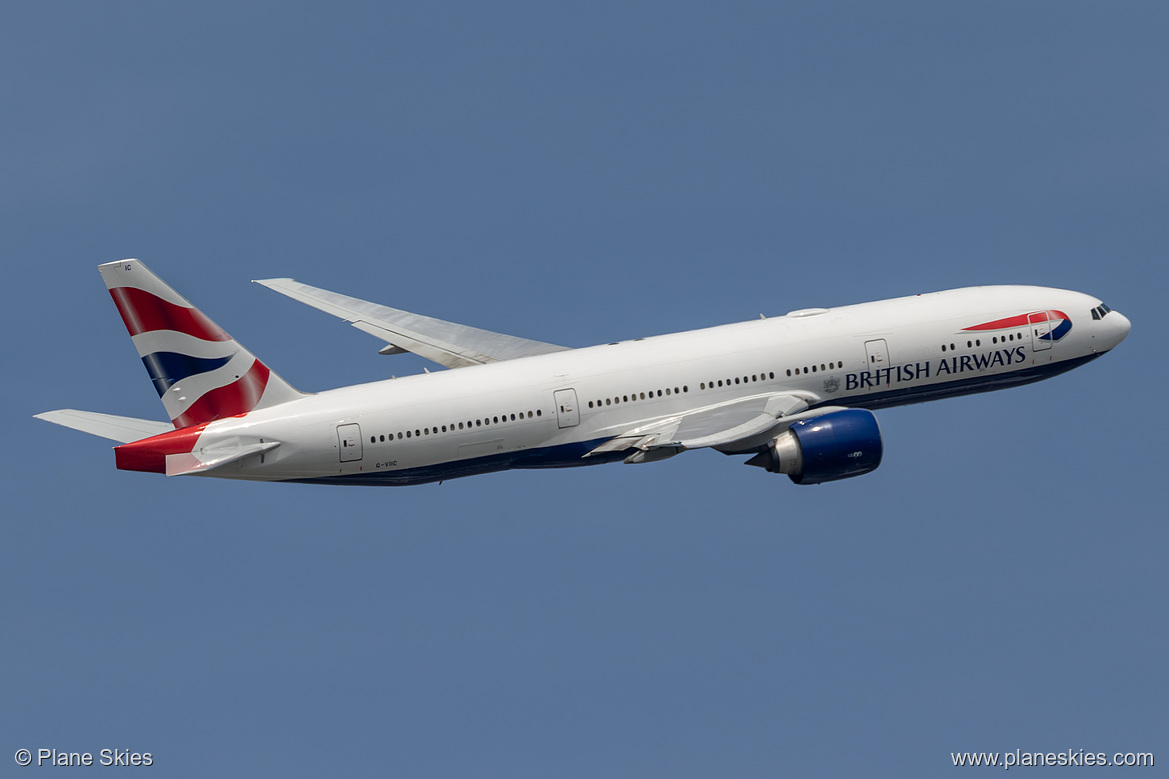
1028 311 1052 351
337 423 363 462
554 389 580 428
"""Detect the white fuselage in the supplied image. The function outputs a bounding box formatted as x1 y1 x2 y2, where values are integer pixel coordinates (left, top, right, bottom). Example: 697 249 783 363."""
192 285 1129 485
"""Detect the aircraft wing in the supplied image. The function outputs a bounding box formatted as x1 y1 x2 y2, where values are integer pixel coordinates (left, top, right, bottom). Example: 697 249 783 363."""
587 393 848 462
255 278 570 369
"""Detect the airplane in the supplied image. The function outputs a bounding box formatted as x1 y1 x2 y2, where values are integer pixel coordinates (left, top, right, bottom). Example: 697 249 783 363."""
35 260 1130 486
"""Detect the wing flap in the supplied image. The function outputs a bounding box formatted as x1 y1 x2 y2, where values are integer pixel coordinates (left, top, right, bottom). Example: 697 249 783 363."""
672 393 809 448
587 393 817 460
255 278 570 369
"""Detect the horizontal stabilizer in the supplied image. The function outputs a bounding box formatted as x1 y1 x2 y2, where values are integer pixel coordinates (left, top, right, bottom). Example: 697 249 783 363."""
165 439 280 476
34 409 173 443
255 277 570 369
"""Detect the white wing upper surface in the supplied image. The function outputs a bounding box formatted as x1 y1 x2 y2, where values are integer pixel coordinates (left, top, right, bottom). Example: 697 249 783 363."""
255 278 570 369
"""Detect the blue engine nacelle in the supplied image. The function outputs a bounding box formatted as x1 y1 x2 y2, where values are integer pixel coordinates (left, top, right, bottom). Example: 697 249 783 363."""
745 409 883 484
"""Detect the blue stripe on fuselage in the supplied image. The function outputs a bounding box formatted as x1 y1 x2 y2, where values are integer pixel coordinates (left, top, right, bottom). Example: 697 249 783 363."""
820 352 1101 411
1041 319 1073 341
288 437 625 487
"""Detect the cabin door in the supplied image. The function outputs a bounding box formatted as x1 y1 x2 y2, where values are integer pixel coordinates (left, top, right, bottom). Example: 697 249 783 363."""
1028 311 1052 351
554 389 580 428
337 423 363 462
864 339 890 387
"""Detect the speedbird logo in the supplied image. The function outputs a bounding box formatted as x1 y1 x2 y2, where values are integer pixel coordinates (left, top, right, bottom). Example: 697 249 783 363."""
963 310 1073 342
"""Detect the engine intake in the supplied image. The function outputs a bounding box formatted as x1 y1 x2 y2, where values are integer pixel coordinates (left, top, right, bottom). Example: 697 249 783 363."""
746 409 882 484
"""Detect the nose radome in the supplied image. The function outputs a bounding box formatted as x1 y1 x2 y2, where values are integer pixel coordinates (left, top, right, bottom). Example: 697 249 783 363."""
1102 310 1131 351
1114 311 1132 340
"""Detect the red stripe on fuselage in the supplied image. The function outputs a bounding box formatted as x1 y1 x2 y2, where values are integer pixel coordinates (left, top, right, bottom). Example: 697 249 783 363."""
962 313 1031 331
109 286 230 341
963 310 1068 331
171 359 271 428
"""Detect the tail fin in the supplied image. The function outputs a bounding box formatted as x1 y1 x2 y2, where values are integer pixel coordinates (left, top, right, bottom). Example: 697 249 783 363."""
99 259 306 428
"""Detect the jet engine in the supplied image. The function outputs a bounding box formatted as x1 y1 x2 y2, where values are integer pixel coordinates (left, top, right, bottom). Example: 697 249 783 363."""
746 408 882 484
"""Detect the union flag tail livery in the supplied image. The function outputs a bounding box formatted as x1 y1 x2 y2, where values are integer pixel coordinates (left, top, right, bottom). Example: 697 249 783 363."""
99 259 304 428
37 262 1130 486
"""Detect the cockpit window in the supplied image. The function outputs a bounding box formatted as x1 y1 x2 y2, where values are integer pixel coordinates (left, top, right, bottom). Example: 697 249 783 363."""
1092 304 1113 320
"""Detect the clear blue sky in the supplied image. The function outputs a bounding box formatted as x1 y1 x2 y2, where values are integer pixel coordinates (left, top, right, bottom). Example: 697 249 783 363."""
3 2 1165 776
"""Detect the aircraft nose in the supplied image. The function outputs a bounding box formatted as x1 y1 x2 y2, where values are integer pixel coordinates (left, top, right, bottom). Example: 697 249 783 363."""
1100 310 1131 352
